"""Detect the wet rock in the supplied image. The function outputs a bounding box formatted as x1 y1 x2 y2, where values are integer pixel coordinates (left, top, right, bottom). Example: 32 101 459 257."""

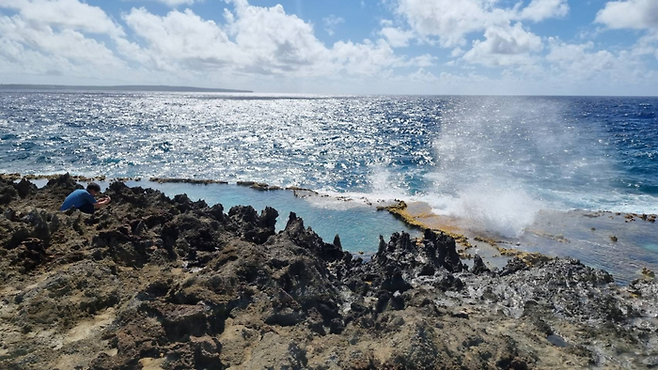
228 205 277 244
14 179 37 198
500 257 528 276
0 178 18 204
43 173 82 197
333 234 342 249
350 229 465 298
471 254 490 275
284 212 345 262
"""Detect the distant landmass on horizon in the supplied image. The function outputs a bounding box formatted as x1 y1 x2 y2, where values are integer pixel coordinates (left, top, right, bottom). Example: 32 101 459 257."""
0 84 252 93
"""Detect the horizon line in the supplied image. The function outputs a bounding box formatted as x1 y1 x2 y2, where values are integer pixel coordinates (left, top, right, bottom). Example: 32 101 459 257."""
1 83 657 98
0 83 252 93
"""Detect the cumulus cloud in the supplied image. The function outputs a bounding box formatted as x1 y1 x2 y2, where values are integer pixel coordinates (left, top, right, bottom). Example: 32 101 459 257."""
408 67 438 82
595 1 658 62
546 38 640 82
595 0 658 30
0 36 71 76
0 0 126 80
450 47 464 57
520 0 569 22
631 31 658 58
408 54 437 67
0 0 431 84
379 27 415 47
123 8 239 71
226 0 332 73
331 39 401 75
0 16 122 65
122 0 430 78
153 0 197 7
0 0 124 37
323 14 344 36
394 0 492 47
393 0 568 47
1 0 655 95
117 0 435 80
463 22 543 67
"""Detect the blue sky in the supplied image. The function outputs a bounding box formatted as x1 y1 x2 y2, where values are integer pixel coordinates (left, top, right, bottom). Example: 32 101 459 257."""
1 0 658 95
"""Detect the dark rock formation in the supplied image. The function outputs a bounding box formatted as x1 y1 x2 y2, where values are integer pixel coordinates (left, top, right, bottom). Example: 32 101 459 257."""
0 175 656 369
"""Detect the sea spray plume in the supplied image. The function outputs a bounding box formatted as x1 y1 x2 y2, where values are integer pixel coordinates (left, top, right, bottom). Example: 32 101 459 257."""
426 96 611 237
446 182 542 238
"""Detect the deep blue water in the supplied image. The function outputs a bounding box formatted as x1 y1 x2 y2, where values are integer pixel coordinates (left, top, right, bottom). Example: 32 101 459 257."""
2 93 658 226
2 91 658 282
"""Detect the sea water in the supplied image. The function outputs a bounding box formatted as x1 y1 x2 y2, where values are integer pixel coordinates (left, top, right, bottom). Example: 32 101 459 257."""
126 181 421 256
2 91 657 282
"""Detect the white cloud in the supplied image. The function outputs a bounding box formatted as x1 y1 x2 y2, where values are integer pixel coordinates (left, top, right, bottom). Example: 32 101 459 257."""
408 67 438 82
0 17 122 66
519 0 569 22
226 0 331 73
0 1 126 80
595 0 658 62
546 38 640 82
331 39 402 75
1 0 654 95
450 47 464 57
1 0 405 82
631 31 658 57
0 0 124 37
393 0 568 47
0 29 126 84
323 14 344 36
0 36 67 76
123 8 239 71
534 37 658 95
463 22 543 67
595 0 658 30
379 27 414 47
153 0 197 7
121 1 418 79
408 54 437 67
394 0 492 47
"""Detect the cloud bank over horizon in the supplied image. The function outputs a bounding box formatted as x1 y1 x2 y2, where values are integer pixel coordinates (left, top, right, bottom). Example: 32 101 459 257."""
0 0 657 95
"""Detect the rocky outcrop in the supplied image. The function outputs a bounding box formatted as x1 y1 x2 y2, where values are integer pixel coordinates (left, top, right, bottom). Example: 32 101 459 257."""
0 175 656 369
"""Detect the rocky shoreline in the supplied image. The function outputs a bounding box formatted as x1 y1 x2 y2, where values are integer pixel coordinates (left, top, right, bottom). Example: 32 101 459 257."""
1 175 657 369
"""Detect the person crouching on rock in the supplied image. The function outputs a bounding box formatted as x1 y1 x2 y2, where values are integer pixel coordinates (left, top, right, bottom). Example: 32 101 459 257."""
59 182 111 214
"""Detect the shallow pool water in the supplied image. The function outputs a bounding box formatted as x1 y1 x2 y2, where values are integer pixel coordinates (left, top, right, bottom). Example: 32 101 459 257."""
122 181 422 255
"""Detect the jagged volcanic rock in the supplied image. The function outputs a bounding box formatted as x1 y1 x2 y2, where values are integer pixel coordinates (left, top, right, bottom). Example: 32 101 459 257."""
0 175 656 369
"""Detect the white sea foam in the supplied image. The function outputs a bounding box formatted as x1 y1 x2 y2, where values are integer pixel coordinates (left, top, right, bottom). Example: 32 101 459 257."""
303 168 412 211
419 183 544 238
421 97 615 236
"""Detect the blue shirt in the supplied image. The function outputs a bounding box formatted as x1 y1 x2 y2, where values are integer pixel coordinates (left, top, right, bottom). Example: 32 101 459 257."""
60 189 97 211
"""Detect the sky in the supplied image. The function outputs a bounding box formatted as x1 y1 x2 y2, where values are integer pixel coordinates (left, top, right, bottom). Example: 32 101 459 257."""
1 0 658 95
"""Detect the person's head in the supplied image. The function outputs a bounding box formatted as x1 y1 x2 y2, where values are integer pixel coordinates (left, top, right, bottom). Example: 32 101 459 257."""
86 182 101 196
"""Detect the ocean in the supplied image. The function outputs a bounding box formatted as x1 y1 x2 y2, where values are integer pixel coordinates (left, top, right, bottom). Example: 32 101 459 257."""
1 91 657 283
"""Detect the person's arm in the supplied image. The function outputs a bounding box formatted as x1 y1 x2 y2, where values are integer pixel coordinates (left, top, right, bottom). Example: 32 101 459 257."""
94 196 111 208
